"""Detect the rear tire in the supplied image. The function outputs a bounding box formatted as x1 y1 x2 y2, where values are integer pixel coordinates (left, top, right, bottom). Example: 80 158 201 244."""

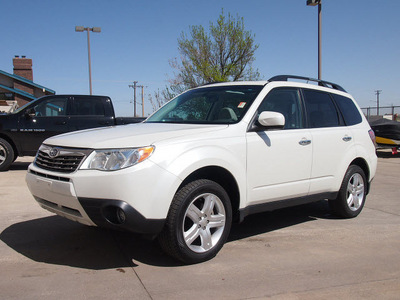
329 165 367 218
0 138 14 172
158 179 232 264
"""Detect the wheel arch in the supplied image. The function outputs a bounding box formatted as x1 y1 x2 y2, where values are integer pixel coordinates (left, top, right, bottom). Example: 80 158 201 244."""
0 133 18 159
350 157 371 194
180 166 241 222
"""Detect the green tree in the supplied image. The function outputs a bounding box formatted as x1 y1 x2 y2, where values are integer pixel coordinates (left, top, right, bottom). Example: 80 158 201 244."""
165 10 260 99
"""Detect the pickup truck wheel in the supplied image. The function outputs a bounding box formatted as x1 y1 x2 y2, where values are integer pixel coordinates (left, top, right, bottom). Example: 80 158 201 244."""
158 179 232 264
329 165 366 218
0 138 14 172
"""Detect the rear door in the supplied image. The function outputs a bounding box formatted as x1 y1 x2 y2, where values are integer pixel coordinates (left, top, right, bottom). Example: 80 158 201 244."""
68 96 114 131
302 89 356 194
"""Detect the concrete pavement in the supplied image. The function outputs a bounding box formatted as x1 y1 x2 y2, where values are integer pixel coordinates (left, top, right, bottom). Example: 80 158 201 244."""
0 153 399 299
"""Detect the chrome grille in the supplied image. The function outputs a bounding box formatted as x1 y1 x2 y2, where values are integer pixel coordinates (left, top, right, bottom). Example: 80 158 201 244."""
34 145 90 173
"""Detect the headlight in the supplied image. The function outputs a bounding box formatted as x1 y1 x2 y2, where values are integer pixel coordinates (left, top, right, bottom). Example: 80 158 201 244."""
80 146 154 171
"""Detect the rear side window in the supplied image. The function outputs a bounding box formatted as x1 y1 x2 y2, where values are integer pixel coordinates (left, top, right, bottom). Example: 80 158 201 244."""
332 94 362 126
303 89 340 128
70 98 105 116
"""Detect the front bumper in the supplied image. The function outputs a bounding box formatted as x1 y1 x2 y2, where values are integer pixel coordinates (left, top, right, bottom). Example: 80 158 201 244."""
78 197 165 234
26 159 181 235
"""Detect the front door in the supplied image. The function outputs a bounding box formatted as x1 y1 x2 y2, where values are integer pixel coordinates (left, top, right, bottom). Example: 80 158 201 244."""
246 88 312 206
18 96 69 155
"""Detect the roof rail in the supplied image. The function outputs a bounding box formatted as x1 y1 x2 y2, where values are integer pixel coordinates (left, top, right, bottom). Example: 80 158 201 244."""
268 75 347 92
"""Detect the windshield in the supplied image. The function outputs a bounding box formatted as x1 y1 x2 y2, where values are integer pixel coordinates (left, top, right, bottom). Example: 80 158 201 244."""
146 85 263 124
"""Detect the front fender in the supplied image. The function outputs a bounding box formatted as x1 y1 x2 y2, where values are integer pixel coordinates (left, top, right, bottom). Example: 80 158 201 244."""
150 141 247 207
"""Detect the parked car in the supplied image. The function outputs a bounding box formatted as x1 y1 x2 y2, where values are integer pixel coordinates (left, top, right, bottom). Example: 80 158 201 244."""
0 95 144 171
26 76 377 263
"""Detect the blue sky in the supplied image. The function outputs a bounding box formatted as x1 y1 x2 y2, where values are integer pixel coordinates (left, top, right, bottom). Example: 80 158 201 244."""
2 0 399 116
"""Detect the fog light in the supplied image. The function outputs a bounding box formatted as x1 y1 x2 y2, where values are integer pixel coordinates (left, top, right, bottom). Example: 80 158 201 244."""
117 208 126 224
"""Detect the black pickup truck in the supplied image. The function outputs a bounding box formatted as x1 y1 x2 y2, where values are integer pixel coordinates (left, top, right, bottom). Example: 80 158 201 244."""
0 95 144 171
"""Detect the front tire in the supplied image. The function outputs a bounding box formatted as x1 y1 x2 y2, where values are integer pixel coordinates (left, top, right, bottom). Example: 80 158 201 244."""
158 179 232 264
0 138 14 172
330 165 367 218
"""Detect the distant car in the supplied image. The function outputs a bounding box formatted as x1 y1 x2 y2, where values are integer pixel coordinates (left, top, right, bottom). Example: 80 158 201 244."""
26 75 377 264
0 95 144 171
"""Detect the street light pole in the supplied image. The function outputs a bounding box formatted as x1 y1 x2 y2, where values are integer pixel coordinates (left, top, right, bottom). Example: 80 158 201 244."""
75 26 101 95
318 2 321 80
307 0 322 80
86 28 93 95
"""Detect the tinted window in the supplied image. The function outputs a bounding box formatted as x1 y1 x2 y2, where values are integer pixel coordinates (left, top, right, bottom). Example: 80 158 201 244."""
70 98 105 116
332 94 362 126
258 88 303 129
303 89 340 128
34 97 68 117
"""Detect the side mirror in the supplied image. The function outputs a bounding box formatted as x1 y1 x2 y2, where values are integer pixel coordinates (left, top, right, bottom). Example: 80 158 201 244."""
25 107 36 118
258 111 285 129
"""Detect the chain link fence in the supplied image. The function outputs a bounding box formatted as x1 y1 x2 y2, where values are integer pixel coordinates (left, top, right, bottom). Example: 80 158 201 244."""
361 106 400 122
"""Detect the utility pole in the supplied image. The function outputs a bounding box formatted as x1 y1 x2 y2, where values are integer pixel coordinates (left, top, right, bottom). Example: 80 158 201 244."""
129 81 138 117
141 85 145 117
375 90 382 116
136 84 147 117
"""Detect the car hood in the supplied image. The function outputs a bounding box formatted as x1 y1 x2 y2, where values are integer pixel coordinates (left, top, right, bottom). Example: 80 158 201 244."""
44 123 228 149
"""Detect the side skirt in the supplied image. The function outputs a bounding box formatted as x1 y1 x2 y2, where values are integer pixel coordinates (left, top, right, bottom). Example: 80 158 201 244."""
238 192 337 223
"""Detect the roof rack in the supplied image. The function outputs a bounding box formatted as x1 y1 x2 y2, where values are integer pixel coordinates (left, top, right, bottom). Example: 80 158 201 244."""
268 75 347 92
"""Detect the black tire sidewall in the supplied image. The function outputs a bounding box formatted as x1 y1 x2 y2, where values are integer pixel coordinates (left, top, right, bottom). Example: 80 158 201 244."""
0 138 14 171
334 165 367 218
172 179 232 263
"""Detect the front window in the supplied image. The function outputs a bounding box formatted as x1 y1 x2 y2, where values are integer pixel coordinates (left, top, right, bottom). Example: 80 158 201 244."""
146 85 263 124
33 97 68 117
257 88 303 129
12 97 41 114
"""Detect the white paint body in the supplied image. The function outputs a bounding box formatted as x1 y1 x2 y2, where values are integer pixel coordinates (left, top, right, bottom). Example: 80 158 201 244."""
26 81 378 229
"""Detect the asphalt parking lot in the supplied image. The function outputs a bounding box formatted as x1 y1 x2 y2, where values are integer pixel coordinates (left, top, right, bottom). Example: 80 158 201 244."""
1 152 399 299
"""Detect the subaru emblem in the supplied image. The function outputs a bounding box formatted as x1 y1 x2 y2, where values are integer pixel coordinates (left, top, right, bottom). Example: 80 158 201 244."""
49 148 59 158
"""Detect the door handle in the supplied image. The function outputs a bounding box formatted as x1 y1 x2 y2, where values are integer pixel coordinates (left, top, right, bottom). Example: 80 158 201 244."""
55 121 67 125
299 138 311 146
342 136 352 142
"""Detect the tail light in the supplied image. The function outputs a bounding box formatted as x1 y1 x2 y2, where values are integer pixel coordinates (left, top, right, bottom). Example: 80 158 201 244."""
368 129 376 148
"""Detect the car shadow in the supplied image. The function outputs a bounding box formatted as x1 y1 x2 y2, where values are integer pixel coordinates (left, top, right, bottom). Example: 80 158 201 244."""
228 200 333 242
0 201 333 268
9 160 32 171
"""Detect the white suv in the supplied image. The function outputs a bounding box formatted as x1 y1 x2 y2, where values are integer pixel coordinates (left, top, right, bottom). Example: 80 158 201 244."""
26 75 377 264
